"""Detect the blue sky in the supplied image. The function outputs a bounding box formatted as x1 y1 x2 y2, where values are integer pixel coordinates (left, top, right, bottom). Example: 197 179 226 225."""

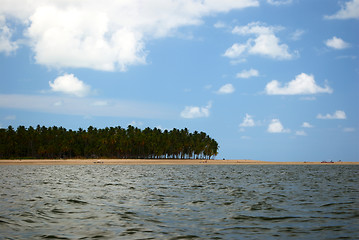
0 0 358 161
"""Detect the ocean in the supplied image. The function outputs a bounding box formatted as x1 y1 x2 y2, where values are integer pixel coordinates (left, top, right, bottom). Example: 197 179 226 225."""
0 164 358 239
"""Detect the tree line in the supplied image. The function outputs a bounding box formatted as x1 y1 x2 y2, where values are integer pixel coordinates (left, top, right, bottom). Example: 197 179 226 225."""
0 125 219 160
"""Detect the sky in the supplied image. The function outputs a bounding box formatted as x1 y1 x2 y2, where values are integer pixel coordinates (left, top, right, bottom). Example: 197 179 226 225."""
0 0 358 162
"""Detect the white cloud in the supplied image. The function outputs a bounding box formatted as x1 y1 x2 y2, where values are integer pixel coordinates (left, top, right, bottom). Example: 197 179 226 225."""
317 110 347 120
240 114 255 127
0 0 259 71
236 68 259 78
265 73 333 95
295 130 307 136
249 33 292 59
225 22 294 60
325 36 350 50
223 43 248 59
27 5 146 71
267 119 290 133
325 0 359 19
267 0 292 6
49 74 91 97
302 122 313 128
180 102 212 119
0 16 18 55
217 84 235 94
0 94 174 119
232 22 281 35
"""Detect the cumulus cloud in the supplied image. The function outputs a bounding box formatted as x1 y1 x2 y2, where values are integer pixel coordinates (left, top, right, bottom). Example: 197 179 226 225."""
302 122 313 128
180 102 212 119
249 34 292 59
49 74 91 97
0 16 18 55
265 73 333 95
0 0 259 71
240 114 255 127
224 22 295 60
236 68 259 78
317 110 346 120
267 119 290 133
217 84 235 94
267 0 292 5
27 5 146 71
223 43 248 59
325 36 350 50
325 0 359 19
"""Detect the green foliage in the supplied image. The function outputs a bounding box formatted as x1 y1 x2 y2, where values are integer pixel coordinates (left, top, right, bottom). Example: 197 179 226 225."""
0 125 219 159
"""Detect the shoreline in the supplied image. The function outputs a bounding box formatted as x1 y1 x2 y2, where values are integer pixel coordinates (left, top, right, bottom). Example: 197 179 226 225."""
0 159 358 165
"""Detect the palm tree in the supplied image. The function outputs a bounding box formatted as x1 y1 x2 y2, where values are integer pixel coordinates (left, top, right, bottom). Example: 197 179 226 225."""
0 125 219 159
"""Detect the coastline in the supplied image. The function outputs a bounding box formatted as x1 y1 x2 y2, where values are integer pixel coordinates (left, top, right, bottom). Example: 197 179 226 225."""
0 159 358 165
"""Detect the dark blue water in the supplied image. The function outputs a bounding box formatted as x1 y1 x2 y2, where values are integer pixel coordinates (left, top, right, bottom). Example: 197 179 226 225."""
0 165 358 239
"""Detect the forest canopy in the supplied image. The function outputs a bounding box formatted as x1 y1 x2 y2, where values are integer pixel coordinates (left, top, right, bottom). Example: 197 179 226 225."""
0 125 219 160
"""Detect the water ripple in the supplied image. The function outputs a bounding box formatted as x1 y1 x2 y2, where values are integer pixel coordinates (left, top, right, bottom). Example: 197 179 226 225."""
0 165 358 239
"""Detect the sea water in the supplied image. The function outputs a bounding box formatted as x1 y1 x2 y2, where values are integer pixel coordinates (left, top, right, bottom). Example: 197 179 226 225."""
0 164 358 239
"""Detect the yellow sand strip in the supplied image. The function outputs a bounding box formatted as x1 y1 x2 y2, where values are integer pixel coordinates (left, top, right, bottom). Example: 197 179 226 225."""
0 159 358 165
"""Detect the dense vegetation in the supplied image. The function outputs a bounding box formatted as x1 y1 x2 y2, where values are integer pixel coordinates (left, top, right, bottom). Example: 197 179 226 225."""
0 125 219 160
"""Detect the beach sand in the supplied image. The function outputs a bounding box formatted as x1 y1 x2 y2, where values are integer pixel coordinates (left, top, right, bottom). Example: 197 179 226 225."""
0 159 358 165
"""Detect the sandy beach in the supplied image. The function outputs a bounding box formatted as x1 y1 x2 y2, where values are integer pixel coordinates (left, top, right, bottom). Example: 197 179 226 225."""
0 159 358 165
